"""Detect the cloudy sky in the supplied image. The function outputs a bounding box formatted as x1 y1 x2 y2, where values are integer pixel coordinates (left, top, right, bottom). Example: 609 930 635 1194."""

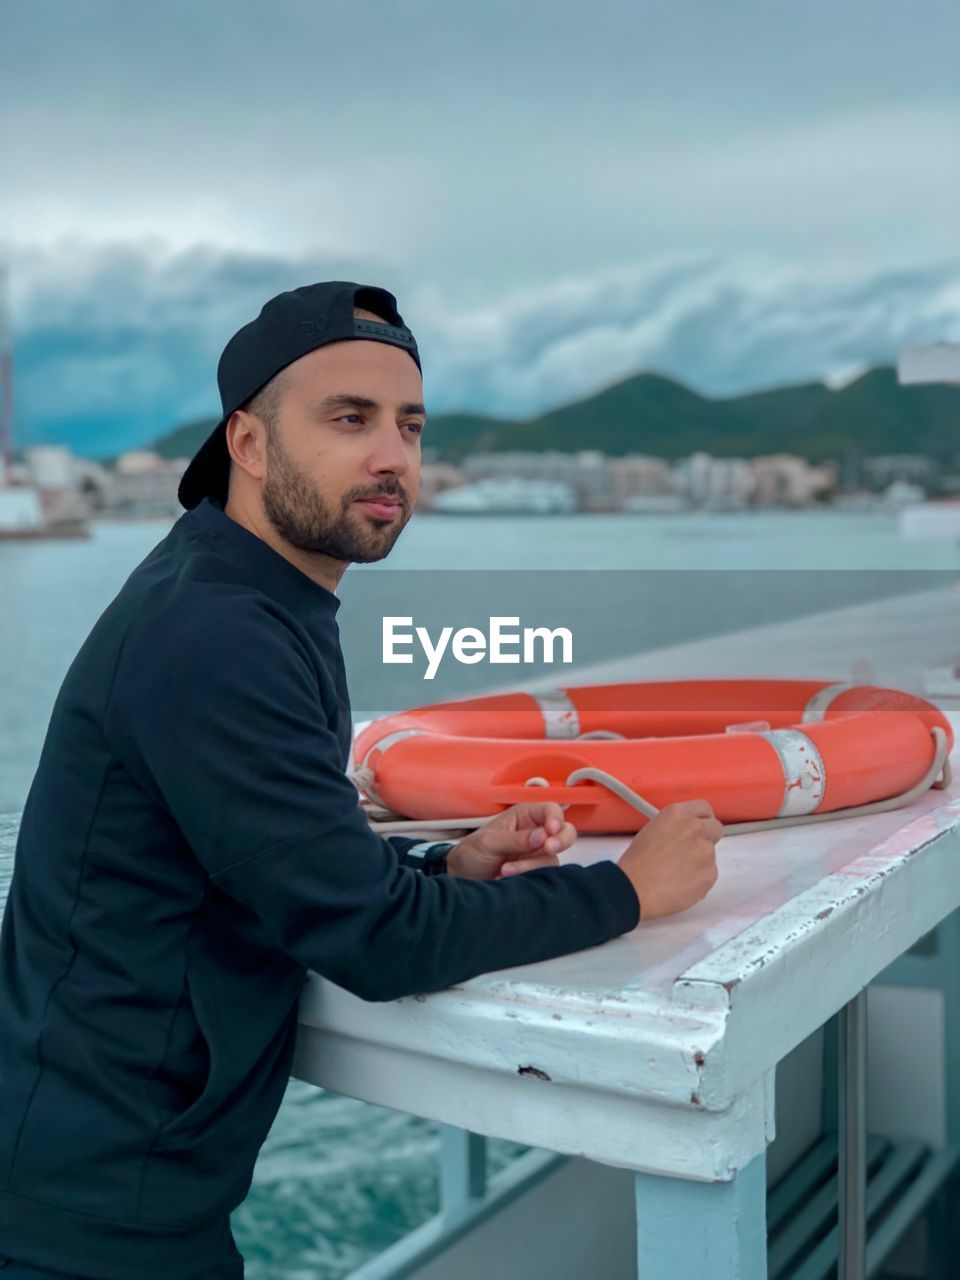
2 0 959 456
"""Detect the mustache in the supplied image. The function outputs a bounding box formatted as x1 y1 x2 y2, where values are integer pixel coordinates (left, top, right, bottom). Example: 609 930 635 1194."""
350 484 407 505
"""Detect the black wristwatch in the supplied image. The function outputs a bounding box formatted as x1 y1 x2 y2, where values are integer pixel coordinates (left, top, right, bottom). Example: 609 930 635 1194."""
403 840 456 876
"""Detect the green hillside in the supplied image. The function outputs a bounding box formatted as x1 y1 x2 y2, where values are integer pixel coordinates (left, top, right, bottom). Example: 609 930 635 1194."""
152 417 223 461
150 366 960 465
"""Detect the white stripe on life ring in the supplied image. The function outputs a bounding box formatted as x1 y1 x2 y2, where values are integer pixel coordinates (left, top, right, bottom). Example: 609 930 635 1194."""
532 690 581 739
360 727 427 770
758 728 827 817
802 683 854 723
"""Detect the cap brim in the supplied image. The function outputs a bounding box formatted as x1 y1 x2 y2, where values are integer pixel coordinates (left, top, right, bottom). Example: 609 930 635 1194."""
177 418 230 510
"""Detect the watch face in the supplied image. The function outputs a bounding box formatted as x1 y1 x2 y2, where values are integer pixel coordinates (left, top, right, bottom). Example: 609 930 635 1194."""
403 840 453 874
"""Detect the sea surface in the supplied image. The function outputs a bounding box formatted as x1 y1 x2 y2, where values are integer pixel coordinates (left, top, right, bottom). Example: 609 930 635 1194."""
1 508 959 1277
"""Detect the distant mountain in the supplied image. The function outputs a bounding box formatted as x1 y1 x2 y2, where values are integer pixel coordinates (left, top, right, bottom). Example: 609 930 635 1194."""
146 418 220 464
148 366 960 466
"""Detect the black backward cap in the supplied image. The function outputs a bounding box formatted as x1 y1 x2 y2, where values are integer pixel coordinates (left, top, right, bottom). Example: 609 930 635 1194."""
177 280 422 510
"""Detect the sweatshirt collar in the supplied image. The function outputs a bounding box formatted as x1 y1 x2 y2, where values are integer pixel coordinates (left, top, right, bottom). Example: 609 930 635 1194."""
187 497 342 619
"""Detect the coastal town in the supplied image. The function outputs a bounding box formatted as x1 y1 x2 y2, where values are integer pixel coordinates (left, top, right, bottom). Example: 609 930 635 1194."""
0 440 955 535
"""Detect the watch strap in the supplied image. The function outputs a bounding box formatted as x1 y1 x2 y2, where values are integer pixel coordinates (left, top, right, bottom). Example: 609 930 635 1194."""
403 840 455 876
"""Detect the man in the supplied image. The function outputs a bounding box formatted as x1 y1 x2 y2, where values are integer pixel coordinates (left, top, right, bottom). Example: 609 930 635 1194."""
0 281 721 1279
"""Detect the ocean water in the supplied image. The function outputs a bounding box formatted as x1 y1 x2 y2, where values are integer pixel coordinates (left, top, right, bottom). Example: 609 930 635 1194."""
5 507 959 809
2 508 959 1277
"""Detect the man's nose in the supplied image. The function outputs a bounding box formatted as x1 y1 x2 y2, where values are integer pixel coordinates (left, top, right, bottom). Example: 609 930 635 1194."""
366 421 412 474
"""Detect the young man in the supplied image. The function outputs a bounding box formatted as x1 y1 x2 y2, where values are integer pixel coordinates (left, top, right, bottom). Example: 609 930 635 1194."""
0 281 721 1279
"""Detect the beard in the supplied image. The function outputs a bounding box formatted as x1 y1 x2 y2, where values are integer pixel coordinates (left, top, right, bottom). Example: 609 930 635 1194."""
261 429 410 563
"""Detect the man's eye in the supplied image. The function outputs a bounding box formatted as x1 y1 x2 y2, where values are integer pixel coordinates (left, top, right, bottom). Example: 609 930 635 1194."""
337 414 363 424
404 422 424 435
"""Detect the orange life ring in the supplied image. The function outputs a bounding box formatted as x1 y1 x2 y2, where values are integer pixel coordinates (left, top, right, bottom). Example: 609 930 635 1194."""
352 679 954 834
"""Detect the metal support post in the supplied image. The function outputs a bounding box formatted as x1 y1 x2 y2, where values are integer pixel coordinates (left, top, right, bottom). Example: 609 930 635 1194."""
838 989 867 1280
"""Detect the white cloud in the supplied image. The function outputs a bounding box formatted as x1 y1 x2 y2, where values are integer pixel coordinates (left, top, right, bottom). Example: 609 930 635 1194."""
7 241 960 458
416 255 960 411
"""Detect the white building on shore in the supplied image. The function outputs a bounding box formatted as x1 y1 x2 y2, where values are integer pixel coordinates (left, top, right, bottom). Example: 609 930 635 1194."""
109 450 190 516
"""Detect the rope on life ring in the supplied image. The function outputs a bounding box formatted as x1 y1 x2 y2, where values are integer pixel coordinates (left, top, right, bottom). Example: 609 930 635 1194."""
353 726 952 841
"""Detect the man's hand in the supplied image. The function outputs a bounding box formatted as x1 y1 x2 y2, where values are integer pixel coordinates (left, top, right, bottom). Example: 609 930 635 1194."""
446 802 577 881
616 799 722 919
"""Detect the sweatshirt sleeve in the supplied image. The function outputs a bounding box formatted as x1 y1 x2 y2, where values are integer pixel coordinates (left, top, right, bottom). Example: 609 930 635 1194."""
383 834 437 870
104 595 640 1003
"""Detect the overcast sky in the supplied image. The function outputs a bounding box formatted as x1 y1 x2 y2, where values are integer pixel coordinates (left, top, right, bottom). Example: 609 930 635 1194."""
2 0 959 455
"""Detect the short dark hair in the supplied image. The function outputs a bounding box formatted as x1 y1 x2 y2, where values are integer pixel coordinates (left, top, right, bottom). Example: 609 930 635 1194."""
241 366 290 436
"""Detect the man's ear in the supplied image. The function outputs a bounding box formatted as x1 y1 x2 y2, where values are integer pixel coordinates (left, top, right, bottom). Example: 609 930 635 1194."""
226 411 267 479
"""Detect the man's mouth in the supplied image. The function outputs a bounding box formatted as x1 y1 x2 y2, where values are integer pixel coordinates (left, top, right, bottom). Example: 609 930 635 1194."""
355 494 404 520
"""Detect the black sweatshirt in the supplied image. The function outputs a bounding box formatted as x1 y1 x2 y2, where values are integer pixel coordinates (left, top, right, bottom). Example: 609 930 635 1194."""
0 497 640 1279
